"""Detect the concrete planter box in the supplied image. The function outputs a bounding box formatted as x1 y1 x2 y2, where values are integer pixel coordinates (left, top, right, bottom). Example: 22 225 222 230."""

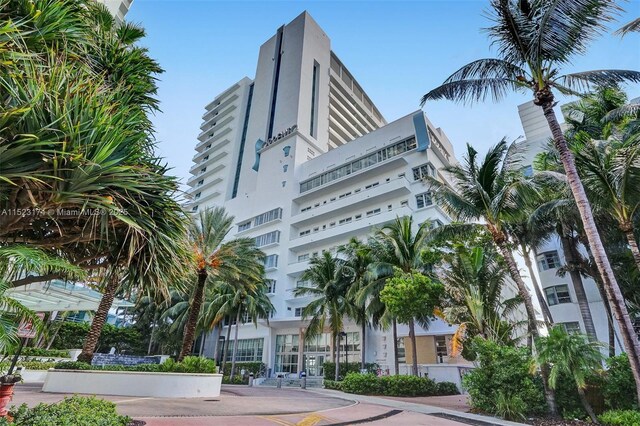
43 369 222 398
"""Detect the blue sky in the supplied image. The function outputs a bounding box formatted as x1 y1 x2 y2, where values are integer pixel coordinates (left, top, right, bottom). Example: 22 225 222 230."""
128 0 640 186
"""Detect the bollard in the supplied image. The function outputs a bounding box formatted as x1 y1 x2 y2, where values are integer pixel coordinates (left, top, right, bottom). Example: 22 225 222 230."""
276 374 283 388
248 372 254 387
300 371 307 389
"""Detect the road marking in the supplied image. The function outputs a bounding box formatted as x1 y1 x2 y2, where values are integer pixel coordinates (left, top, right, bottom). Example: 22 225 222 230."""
297 413 326 426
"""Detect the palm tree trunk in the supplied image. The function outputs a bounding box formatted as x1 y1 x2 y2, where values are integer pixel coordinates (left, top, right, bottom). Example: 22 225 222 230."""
221 319 232 374
408 319 418 376
495 241 539 340
360 320 366 370
577 385 598 423
335 333 340 381
559 232 598 341
230 309 241 380
178 271 207 361
623 228 640 273
392 318 399 375
213 323 221 363
522 244 554 324
147 310 160 355
78 272 120 363
541 101 640 404
585 256 620 357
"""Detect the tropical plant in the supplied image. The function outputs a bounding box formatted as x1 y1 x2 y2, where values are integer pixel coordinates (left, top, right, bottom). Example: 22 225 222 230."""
178 207 265 361
294 251 354 381
438 244 523 350
420 0 640 398
616 18 640 37
380 269 443 376
534 326 604 422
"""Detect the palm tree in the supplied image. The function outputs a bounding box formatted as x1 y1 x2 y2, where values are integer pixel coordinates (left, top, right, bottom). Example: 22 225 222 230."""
616 18 640 37
228 282 274 380
427 140 540 343
439 244 523 349
376 216 433 376
421 0 640 397
293 252 354 381
339 238 374 370
534 326 604 422
178 207 265 361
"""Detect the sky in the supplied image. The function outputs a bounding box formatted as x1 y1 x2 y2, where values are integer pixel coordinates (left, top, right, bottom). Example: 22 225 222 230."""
127 0 640 187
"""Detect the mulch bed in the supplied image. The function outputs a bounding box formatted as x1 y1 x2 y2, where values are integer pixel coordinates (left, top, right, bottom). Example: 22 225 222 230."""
531 419 591 425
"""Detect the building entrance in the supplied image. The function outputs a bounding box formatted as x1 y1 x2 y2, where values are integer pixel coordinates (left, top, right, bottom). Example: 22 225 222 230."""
303 354 326 377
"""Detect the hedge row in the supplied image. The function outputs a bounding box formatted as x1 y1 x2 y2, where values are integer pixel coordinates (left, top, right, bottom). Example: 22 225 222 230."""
7 348 70 358
54 356 216 374
0 361 57 371
333 373 459 397
322 362 379 380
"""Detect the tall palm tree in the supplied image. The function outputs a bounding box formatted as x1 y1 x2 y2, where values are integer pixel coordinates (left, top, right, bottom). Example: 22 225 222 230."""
376 216 433 376
534 326 604 422
293 252 354 381
427 140 540 343
339 238 374 370
616 18 640 37
421 0 640 397
179 207 265 361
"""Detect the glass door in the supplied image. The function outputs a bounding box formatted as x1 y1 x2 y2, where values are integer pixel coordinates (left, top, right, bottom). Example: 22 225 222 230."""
304 354 325 377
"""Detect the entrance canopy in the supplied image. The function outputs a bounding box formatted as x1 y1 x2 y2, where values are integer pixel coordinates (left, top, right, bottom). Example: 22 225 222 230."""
7 280 134 312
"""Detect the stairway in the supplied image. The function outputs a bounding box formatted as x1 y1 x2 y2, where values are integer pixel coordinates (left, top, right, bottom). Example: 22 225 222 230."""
258 377 324 388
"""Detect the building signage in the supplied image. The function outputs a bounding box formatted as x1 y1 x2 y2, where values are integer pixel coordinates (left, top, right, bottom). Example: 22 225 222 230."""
264 124 297 149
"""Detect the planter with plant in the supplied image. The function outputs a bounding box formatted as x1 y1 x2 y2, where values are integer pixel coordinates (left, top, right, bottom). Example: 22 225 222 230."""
0 373 22 417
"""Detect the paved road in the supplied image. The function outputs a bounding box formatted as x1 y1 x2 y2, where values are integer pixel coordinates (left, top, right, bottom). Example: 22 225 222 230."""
10 383 521 425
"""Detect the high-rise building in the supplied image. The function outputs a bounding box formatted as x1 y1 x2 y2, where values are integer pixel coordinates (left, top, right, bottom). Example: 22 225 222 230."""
517 101 622 352
188 11 525 381
97 0 133 23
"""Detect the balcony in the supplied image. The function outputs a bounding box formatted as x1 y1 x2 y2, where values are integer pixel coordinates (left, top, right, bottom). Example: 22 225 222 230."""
288 206 414 252
197 110 235 141
195 126 233 150
294 155 408 204
186 162 225 185
291 176 411 227
286 260 309 276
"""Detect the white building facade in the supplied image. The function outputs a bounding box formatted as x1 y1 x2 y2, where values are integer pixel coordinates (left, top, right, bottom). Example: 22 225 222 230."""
517 101 622 352
187 11 524 379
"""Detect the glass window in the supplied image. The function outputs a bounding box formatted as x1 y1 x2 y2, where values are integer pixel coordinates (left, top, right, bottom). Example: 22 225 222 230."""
416 192 433 209
435 336 448 359
264 254 278 269
194 192 201 200
254 208 283 226
294 307 303 317
545 284 571 306
265 279 276 294
397 337 406 364
538 251 561 270
224 338 264 362
254 231 280 247
298 254 310 262
561 322 581 334
238 221 251 232
412 163 437 181
191 206 198 212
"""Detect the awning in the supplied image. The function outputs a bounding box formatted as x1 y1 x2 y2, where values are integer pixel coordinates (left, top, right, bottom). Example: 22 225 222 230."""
7 280 134 312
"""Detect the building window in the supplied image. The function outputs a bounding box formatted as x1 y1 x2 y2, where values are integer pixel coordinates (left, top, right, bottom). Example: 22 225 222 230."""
416 192 433 209
194 192 201 200
296 279 309 288
412 163 437 181
203 155 209 161
238 221 251 232
301 206 311 212
275 334 299 374
523 165 533 177
264 254 278 269
298 254 310 262
435 336 448 361
224 338 264 363
294 307 304 317
191 206 198 212
299 137 417 193
366 208 381 217
397 338 406 364
538 251 561 270
266 279 276 294
310 61 319 138
197 179 204 186
200 167 207 173
299 229 310 237
338 217 352 225
206 144 211 149
430 219 443 229
545 284 572 306
254 231 280 247
560 322 581 334
254 208 283 226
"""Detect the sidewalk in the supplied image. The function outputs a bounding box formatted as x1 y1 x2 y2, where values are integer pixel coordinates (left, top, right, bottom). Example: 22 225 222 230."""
309 388 527 426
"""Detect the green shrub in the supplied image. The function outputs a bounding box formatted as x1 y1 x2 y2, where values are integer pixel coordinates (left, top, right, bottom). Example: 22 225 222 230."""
435 381 460 396
462 337 546 417
379 374 436 397
604 354 638 410
0 396 130 426
54 357 216 374
323 380 342 390
8 348 70 358
322 362 378 381
222 376 245 385
599 410 640 426
495 392 526 422
341 373 384 395
51 322 144 354
0 361 57 371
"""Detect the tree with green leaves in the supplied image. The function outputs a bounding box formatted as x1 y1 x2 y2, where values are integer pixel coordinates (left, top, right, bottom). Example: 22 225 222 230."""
534 326 604 422
421 0 640 397
294 251 354 381
179 207 265 361
380 269 443 376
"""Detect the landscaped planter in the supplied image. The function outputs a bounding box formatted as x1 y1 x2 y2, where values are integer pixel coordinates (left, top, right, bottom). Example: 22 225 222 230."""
43 369 222 398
